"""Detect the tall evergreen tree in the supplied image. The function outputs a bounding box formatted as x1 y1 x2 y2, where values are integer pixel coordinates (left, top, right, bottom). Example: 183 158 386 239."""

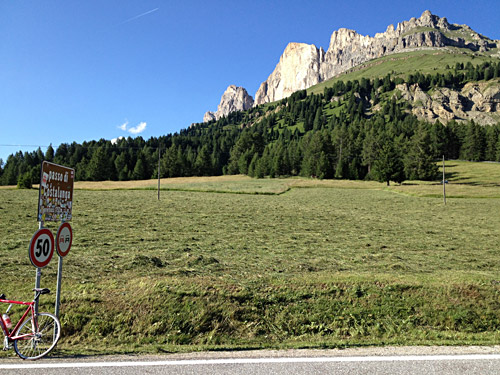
361 128 379 176
404 124 439 180
271 142 290 177
255 147 272 177
114 153 129 181
248 153 259 177
301 131 334 179
287 140 302 176
312 108 323 131
372 137 404 186
194 144 213 176
87 146 111 181
485 125 500 161
54 144 69 165
45 144 55 162
132 158 146 180
227 132 264 174
460 121 485 161
496 132 500 162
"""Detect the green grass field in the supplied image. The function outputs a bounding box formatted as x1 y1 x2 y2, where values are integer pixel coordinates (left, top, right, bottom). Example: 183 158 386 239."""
1 161 500 356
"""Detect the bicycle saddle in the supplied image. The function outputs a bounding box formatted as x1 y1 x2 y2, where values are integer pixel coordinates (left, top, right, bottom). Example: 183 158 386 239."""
32 288 50 294
0 294 5 299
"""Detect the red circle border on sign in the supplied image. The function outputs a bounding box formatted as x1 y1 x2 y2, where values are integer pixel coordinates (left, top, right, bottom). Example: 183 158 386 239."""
29 228 55 268
56 222 73 257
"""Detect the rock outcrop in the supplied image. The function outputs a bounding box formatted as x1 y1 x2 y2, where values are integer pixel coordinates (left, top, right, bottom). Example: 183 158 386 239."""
396 80 500 125
254 43 325 105
203 85 254 122
254 10 498 105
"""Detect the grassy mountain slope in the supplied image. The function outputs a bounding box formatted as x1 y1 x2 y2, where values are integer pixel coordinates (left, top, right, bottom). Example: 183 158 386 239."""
308 48 499 95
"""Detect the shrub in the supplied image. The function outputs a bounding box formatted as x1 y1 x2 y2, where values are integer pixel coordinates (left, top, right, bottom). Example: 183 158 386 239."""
17 172 32 189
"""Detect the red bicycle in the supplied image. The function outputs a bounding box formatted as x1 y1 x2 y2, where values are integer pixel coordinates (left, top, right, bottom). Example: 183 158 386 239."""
0 288 61 360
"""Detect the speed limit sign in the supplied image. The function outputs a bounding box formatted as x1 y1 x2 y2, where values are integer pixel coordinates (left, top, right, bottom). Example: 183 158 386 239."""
29 228 55 268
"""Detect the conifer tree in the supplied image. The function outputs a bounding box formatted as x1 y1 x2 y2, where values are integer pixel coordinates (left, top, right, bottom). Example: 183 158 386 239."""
460 121 485 161
484 125 499 161
313 108 323 131
132 158 146 180
87 146 111 181
404 124 439 180
194 144 213 176
361 128 379 176
372 137 404 185
45 145 55 162
114 153 128 181
496 132 500 162
248 153 259 177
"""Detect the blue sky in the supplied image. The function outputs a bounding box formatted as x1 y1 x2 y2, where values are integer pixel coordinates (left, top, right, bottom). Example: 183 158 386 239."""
1 0 499 162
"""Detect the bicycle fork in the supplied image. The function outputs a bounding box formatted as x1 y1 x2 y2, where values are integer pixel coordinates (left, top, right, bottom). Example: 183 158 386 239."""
30 313 40 351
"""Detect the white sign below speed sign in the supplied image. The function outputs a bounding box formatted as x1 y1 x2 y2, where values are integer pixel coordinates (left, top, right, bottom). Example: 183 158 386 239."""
29 228 55 268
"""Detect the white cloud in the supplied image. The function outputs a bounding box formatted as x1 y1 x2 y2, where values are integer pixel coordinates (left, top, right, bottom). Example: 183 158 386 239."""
128 122 147 135
118 120 128 131
111 136 124 144
116 120 147 135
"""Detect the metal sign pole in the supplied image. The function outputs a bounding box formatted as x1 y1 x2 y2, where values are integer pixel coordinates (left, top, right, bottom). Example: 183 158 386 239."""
34 221 43 315
55 222 64 319
54 220 72 325
54 251 63 339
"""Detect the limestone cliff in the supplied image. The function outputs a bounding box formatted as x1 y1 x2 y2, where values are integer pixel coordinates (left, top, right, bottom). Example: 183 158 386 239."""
395 80 500 125
254 43 325 105
204 85 254 122
254 10 498 105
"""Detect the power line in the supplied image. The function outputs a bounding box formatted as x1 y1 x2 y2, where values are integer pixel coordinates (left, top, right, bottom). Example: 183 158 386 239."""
0 144 163 151
0 144 50 148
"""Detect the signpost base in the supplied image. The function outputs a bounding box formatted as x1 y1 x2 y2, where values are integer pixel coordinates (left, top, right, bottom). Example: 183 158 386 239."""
34 268 41 315
55 256 63 319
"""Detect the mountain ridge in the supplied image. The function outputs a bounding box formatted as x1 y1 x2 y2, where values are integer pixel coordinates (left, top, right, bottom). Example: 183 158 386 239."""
255 10 498 105
203 10 498 122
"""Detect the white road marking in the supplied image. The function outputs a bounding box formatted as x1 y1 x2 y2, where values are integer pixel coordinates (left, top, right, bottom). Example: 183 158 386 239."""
1 354 500 369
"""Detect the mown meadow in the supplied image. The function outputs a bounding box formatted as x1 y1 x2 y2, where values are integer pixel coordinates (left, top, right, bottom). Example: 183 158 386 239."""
0 161 499 356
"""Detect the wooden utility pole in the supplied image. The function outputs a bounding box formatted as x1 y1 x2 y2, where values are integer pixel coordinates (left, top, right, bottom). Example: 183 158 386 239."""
442 155 446 205
158 147 161 200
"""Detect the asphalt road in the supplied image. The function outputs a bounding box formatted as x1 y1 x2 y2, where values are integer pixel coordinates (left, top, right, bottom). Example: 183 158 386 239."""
1 346 500 374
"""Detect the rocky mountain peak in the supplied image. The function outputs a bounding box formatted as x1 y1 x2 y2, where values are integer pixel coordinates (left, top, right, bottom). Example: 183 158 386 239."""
254 42 325 105
253 10 497 105
394 10 450 35
419 9 439 28
203 85 254 123
202 10 498 118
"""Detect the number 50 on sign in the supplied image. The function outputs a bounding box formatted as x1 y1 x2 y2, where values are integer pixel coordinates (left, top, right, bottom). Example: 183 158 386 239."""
29 228 55 268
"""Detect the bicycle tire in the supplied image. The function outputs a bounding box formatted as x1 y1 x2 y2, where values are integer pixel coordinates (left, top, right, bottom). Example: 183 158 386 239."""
13 312 61 360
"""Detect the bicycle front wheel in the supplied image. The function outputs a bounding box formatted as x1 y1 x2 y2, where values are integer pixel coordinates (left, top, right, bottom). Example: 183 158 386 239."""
13 312 61 360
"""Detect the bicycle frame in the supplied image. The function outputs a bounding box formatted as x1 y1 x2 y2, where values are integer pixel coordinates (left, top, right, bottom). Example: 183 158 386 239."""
0 298 37 345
